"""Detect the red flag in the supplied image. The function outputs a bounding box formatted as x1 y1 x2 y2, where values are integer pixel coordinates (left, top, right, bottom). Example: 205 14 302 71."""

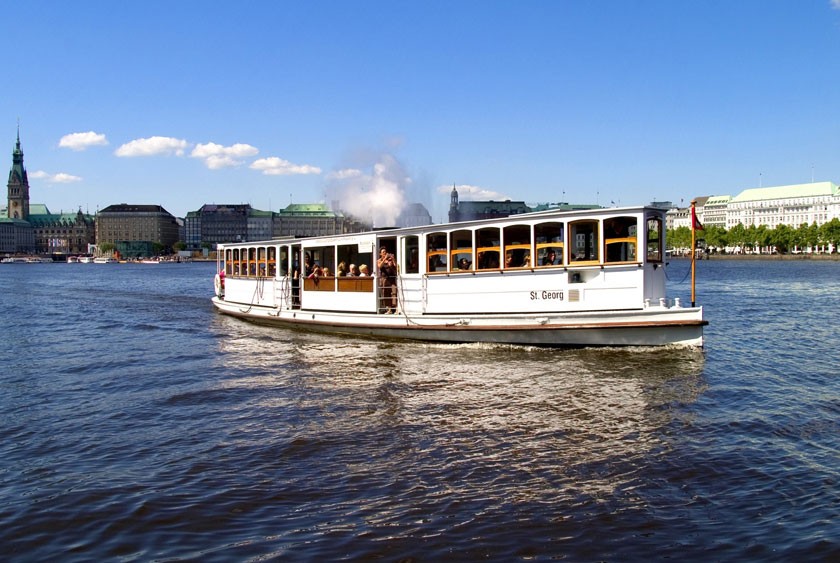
691 205 703 231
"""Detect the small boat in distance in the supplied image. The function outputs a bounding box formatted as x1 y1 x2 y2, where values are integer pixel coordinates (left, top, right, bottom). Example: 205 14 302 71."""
212 205 707 347
93 257 118 264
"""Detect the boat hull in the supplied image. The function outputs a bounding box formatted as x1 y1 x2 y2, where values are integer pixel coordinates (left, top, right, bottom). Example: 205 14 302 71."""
211 297 705 347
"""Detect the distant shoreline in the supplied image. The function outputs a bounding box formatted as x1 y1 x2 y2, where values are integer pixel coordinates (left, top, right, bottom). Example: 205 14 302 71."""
675 254 840 261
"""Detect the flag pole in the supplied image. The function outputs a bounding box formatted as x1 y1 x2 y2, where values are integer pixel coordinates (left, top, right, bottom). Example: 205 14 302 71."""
690 199 697 307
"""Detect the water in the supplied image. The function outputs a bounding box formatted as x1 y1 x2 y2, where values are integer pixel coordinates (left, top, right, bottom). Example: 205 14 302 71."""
0 260 837 561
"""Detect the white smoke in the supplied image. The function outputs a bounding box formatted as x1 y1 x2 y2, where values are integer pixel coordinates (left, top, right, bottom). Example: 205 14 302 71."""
326 152 410 228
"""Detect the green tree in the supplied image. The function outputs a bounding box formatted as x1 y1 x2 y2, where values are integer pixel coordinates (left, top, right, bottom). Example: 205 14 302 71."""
771 224 793 253
703 225 728 251
819 218 840 252
666 226 692 250
728 223 747 251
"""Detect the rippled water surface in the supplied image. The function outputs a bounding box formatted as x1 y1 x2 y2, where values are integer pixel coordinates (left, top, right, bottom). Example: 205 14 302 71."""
0 260 837 561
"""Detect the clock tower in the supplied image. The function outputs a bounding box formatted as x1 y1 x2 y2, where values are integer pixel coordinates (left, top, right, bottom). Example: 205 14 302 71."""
7 127 30 220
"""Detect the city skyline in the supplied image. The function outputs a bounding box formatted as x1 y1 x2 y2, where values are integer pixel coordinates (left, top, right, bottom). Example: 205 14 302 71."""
5 1 840 224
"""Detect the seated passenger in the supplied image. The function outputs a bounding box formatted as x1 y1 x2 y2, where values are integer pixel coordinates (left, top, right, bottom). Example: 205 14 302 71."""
458 258 471 270
359 264 370 276
308 264 322 279
337 261 347 276
542 250 556 266
322 267 331 277
521 253 531 267
348 263 359 276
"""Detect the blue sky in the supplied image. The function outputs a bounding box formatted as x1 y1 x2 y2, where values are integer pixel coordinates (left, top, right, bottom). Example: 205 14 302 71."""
4 0 840 225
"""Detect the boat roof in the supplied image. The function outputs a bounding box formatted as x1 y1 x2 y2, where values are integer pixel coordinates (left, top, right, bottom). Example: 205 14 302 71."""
218 205 662 248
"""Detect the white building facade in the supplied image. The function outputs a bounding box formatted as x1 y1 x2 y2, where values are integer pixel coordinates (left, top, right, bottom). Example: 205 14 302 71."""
725 181 839 229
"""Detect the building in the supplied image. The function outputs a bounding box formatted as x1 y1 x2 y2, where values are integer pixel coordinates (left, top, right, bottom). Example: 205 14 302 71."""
448 186 531 223
725 181 839 229
2 130 35 253
96 204 180 257
28 205 96 254
186 204 251 249
396 203 433 228
1 130 96 255
701 195 731 229
184 204 280 250
274 203 354 238
668 197 709 230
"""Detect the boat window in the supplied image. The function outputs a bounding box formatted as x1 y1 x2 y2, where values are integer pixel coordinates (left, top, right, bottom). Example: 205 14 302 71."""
450 229 473 271
476 227 501 270
267 247 277 277
535 221 564 267
307 246 334 276
248 248 258 276
233 248 242 276
604 217 638 263
427 232 448 272
569 220 599 263
402 236 419 274
646 216 663 262
225 249 233 276
257 247 267 277
503 225 532 268
278 246 288 276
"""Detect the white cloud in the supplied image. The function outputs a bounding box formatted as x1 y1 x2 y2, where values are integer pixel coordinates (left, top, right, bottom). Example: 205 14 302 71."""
190 142 259 169
58 131 108 151
437 183 510 201
115 136 189 157
31 170 82 183
250 156 322 176
327 168 363 180
832 0 840 10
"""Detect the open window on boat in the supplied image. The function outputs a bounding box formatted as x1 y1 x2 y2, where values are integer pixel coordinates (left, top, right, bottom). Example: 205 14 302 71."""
503 224 532 268
450 229 473 271
247 248 258 276
267 246 277 277
256 247 267 277
402 235 419 274
476 227 501 270
569 220 599 264
604 216 638 263
646 216 663 262
225 248 234 276
427 232 448 272
535 221 564 267
277 246 288 277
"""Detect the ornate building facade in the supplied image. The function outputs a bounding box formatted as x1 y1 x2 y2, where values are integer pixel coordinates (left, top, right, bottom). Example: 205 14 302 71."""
1 131 95 255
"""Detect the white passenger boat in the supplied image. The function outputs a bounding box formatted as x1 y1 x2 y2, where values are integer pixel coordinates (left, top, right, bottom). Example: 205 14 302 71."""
212 206 706 347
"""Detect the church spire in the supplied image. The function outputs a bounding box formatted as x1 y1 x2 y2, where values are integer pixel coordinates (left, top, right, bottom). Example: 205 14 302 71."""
7 126 30 220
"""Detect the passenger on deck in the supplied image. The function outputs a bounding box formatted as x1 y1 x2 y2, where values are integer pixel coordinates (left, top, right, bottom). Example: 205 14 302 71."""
378 247 398 313
308 263 322 279
359 264 370 276
522 253 531 267
348 263 360 276
322 267 331 277
504 251 514 269
337 262 347 277
303 252 313 277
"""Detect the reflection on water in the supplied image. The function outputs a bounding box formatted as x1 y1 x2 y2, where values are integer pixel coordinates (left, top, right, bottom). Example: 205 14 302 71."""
212 314 706 502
